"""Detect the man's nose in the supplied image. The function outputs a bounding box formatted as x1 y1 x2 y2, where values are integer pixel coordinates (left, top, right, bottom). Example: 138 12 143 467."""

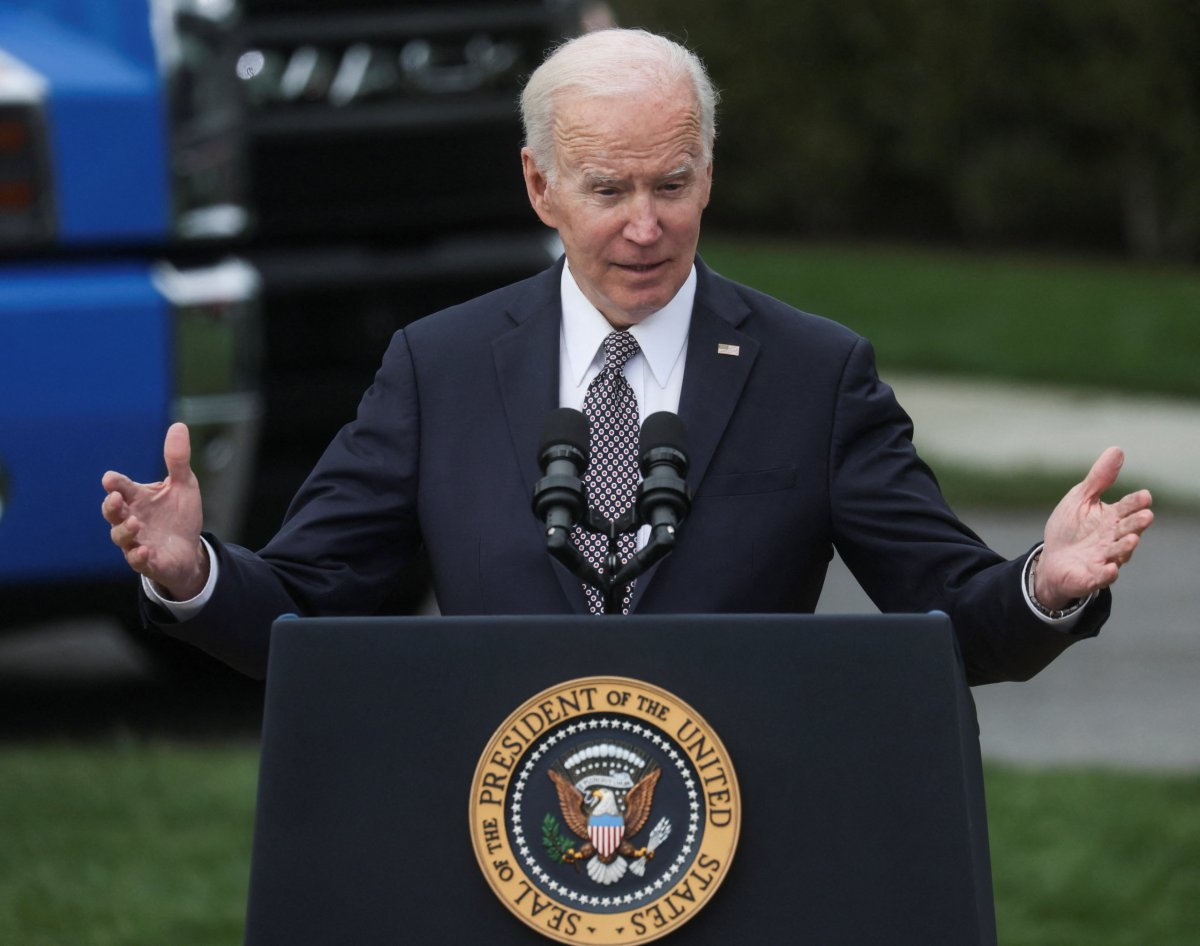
623 194 662 244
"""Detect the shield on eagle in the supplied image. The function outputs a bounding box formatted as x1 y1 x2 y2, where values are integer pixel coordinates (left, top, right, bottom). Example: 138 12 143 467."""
588 810 624 859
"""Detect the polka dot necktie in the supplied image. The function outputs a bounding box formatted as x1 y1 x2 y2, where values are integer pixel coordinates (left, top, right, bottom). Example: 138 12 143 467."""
577 331 641 614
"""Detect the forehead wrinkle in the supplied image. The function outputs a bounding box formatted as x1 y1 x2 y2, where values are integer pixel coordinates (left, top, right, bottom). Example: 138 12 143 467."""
554 129 705 180
550 98 706 172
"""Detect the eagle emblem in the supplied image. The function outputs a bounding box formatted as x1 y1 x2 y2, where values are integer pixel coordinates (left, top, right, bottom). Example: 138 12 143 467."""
544 741 672 886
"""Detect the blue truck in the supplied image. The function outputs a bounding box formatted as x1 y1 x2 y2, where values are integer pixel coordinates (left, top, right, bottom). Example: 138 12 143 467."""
0 0 260 637
1 0 604 643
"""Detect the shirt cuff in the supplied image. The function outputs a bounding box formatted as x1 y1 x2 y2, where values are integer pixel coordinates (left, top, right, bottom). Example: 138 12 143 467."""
141 536 218 620
1021 544 1093 629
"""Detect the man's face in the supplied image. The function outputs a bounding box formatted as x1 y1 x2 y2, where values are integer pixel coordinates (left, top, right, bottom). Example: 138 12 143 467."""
522 83 712 329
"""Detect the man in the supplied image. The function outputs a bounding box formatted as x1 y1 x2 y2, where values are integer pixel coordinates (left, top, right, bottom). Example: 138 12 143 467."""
102 29 1152 681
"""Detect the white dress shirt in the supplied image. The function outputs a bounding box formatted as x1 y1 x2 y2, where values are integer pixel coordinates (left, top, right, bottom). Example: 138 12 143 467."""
558 261 692 417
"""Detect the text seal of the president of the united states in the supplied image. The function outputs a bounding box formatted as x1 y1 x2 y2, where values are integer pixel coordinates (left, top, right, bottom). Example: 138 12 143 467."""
470 676 740 944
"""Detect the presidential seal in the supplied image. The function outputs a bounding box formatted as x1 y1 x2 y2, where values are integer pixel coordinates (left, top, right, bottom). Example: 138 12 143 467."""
469 677 740 944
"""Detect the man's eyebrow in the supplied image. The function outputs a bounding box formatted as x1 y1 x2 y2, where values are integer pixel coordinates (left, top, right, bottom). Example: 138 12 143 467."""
579 163 696 190
663 162 696 179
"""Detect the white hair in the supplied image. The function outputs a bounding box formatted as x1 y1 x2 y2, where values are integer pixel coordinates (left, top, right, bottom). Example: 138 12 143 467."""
520 28 719 180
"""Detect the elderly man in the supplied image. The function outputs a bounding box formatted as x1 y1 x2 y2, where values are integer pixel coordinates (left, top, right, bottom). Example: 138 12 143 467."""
102 29 1152 680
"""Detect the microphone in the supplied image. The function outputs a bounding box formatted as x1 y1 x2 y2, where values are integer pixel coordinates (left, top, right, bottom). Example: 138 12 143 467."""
532 408 590 534
636 411 690 534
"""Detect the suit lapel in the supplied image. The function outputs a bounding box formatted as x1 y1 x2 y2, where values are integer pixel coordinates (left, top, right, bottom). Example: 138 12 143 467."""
676 261 759 493
491 260 591 613
492 293 561 502
630 260 759 611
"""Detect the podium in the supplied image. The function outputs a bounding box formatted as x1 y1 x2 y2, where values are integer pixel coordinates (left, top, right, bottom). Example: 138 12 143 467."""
244 614 996 945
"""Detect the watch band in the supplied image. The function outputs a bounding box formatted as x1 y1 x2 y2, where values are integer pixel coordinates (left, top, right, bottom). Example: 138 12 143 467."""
1026 549 1087 620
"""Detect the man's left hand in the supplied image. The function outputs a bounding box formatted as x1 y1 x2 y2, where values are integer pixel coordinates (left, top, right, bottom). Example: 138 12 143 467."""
1037 446 1154 610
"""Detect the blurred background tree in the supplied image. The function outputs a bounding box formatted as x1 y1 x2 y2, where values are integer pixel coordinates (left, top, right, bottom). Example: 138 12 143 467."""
607 0 1200 260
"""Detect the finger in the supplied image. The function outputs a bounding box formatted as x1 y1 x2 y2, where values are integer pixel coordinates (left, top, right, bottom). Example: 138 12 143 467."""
163 422 193 483
101 491 126 527
110 525 135 552
124 543 151 573
109 514 142 552
1093 561 1121 590
1114 507 1154 540
101 469 141 501
1080 446 1125 502
1113 488 1153 518
1107 531 1141 564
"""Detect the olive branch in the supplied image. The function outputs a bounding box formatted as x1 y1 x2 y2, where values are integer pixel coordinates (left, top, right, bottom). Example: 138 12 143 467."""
541 813 576 864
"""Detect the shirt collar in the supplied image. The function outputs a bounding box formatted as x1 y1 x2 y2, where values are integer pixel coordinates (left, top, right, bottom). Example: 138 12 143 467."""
560 262 695 388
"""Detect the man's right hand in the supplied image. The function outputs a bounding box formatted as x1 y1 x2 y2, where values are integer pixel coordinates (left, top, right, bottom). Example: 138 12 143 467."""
101 422 208 601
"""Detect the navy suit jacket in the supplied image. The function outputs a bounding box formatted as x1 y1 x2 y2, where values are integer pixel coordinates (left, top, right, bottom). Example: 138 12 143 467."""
156 258 1107 679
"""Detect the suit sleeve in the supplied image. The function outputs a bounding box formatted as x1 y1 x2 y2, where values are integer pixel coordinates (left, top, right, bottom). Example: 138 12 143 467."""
827 337 1108 685
144 329 425 679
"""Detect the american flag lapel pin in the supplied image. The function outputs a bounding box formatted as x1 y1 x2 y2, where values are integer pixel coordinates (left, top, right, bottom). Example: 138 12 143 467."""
717 343 740 357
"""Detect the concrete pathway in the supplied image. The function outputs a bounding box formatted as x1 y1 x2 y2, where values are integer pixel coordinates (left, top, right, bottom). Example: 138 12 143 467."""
888 375 1200 503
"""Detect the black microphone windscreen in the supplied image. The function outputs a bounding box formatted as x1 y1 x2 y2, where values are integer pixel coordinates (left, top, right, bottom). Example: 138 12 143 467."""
539 407 590 460
639 411 688 457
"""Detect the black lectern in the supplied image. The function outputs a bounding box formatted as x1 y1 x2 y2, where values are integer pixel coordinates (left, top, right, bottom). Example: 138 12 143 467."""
244 614 996 945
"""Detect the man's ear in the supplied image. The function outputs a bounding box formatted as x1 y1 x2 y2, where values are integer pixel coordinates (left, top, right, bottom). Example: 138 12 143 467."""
522 148 558 229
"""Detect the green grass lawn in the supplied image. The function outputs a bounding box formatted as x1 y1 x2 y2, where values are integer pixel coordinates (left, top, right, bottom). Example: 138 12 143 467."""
0 744 258 946
700 236 1200 399
2 744 1197 945
986 765 1200 946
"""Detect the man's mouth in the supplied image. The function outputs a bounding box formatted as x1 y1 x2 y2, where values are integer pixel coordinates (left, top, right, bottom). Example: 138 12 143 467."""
616 261 666 274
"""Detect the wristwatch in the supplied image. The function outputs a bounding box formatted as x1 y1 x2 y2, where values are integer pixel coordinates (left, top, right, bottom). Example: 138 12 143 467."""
1026 548 1087 620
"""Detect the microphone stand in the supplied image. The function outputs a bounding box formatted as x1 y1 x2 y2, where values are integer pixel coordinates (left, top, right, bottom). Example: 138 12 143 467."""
543 505 682 615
